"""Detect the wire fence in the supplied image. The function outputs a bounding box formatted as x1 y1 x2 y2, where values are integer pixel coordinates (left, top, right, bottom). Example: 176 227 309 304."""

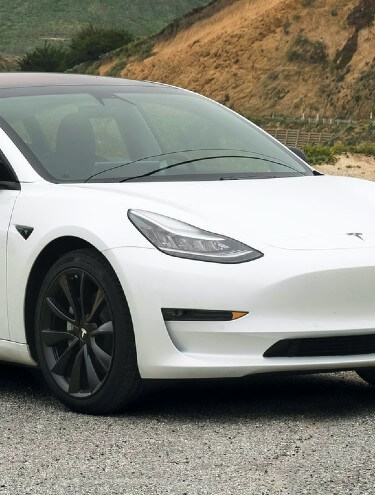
264 114 359 126
267 128 333 147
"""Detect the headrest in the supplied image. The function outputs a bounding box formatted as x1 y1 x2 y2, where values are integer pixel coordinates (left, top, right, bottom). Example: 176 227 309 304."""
54 112 96 179
56 113 96 159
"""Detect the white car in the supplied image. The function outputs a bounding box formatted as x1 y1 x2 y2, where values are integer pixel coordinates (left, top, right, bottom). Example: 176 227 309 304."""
0 72 375 414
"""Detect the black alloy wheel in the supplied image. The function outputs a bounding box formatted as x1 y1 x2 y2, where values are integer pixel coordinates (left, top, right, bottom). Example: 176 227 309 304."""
40 268 114 397
35 249 142 414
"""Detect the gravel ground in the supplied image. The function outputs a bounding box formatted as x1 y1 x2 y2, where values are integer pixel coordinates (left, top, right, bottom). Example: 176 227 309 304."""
1 367 375 494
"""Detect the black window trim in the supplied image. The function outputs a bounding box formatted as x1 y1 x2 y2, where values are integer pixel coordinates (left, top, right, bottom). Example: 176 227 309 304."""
0 113 59 184
0 146 21 190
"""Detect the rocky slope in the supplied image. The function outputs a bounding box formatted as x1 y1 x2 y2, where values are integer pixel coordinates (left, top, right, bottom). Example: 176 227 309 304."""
93 0 375 119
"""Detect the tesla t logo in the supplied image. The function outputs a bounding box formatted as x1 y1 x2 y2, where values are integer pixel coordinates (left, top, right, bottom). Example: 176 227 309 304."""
80 328 88 340
347 233 364 241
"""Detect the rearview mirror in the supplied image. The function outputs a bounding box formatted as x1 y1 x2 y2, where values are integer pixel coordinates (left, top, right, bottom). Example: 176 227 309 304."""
289 147 309 163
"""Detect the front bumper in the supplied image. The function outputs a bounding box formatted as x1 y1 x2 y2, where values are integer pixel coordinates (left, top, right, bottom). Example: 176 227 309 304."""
104 245 375 379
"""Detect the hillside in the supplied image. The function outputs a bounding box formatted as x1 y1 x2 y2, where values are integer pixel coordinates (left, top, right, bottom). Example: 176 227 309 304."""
317 154 375 181
0 55 15 72
91 0 375 120
0 0 209 55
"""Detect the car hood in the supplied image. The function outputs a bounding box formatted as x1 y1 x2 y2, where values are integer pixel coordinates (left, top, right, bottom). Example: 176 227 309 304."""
74 175 375 250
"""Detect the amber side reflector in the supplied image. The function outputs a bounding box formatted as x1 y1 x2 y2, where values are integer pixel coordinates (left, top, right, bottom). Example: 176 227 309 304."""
162 309 248 322
231 311 248 320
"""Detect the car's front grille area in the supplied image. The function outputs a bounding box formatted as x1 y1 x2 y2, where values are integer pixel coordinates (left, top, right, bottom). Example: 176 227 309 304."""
263 334 375 358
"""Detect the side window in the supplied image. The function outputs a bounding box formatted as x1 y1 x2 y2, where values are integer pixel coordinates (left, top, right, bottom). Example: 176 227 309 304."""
34 108 131 162
90 117 130 161
11 121 32 145
34 104 79 153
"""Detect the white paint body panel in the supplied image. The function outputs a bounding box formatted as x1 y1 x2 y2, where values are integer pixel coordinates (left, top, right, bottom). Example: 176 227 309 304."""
105 245 375 378
2 169 375 376
0 339 34 366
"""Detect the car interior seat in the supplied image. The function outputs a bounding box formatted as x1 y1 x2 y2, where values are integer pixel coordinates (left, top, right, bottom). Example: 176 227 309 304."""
54 112 97 180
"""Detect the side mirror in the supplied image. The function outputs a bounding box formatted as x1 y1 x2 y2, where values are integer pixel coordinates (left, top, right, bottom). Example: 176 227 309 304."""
289 147 309 163
0 180 20 190
0 160 20 190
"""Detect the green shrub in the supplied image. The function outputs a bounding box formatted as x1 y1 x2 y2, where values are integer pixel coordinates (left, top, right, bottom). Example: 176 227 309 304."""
283 19 291 34
303 145 337 164
0 55 16 72
333 143 375 157
18 24 136 72
356 143 375 157
303 144 375 165
68 24 134 66
267 71 279 81
17 42 67 72
287 33 328 64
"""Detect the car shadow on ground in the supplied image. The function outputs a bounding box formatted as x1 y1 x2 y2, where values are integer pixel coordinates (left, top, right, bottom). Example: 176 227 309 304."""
138 371 375 421
0 364 375 420
0 363 374 420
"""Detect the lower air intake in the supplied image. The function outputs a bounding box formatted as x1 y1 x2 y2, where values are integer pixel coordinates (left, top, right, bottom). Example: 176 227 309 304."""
263 334 375 358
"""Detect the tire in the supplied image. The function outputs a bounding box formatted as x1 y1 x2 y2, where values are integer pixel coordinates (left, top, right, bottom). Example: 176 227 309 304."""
356 368 375 386
35 248 143 414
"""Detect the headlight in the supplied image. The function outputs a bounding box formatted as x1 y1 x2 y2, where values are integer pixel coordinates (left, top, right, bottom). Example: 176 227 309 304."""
128 210 263 263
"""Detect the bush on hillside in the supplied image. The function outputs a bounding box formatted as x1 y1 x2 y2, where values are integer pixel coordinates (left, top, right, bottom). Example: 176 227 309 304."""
303 145 337 165
287 33 328 64
17 42 66 72
0 55 16 72
17 25 135 72
68 24 134 66
333 143 375 158
303 144 375 165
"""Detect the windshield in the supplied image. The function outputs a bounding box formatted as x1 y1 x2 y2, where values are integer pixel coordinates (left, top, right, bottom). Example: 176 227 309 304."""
0 86 312 182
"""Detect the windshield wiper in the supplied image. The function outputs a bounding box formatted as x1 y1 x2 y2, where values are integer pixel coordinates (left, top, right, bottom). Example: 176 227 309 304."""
219 175 281 180
84 148 301 183
119 155 305 182
85 149 232 182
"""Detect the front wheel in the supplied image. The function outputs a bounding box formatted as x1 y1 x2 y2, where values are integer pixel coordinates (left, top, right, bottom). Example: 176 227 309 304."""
35 249 142 414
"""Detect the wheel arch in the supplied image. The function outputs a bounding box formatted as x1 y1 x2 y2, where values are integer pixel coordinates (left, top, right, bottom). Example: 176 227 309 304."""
24 236 101 362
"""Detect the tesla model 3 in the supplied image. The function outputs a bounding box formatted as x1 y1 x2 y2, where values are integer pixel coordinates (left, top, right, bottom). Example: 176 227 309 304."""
0 73 375 414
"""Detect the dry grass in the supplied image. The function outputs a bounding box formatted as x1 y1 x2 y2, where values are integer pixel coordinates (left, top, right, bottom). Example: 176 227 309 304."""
96 0 374 119
316 154 375 181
